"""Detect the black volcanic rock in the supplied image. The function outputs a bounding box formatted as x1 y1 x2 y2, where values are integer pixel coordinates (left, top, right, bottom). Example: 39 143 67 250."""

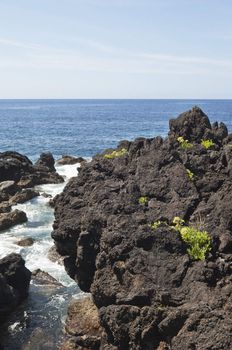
0 152 33 183
0 151 64 190
52 107 232 350
0 209 27 231
57 155 86 165
35 152 56 172
0 253 31 323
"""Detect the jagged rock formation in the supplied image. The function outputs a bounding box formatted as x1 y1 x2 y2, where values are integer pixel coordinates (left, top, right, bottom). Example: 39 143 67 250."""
0 253 31 324
0 151 63 188
0 151 64 231
52 107 232 350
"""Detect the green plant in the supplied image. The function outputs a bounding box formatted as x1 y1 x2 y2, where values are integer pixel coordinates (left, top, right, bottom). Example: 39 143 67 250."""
177 136 193 149
172 217 212 260
104 148 128 159
186 168 194 181
180 226 212 260
201 139 215 149
150 220 162 229
139 196 148 205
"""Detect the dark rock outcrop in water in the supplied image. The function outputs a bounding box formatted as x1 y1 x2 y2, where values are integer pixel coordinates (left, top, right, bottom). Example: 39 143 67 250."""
0 151 63 187
57 155 86 165
0 253 31 324
52 107 232 350
0 151 64 231
0 209 27 231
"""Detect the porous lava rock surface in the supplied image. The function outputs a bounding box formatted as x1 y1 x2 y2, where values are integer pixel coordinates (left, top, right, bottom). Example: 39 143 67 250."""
52 107 232 350
0 151 63 188
0 253 31 323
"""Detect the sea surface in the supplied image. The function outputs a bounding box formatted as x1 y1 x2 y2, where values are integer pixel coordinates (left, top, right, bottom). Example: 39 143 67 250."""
0 99 232 349
0 99 232 160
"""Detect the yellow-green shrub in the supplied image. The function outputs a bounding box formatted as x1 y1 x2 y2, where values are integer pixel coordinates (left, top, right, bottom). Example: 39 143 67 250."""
104 148 128 159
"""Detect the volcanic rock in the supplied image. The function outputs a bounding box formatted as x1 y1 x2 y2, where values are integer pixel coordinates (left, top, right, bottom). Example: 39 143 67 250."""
31 269 64 287
9 188 39 205
0 151 64 191
0 209 27 231
52 107 232 349
16 237 35 247
34 152 56 172
57 155 86 165
47 245 64 265
0 253 31 323
64 296 102 350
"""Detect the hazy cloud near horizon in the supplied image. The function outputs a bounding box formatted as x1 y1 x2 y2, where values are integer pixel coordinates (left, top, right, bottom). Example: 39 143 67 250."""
0 0 232 98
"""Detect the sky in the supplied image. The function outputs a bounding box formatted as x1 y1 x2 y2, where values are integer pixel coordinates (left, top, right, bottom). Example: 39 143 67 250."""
0 0 232 98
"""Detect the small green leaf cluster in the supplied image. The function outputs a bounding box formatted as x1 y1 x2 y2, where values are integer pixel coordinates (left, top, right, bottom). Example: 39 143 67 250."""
104 148 128 159
150 220 162 229
201 139 215 149
139 196 148 205
186 169 194 181
177 136 193 149
172 217 212 260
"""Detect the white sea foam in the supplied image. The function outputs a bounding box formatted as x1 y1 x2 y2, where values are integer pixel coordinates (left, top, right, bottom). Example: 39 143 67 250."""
0 162 80 286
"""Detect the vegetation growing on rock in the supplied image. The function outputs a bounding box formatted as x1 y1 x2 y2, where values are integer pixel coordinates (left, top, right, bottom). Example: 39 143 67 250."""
201 139 215 149
172 217 212 260
104 148 128 159
177 136 193 149
138 196 148 205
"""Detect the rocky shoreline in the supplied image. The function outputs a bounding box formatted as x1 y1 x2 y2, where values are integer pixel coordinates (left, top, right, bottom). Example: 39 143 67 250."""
0 152 78 337
52 107 232 349
0 107 232 349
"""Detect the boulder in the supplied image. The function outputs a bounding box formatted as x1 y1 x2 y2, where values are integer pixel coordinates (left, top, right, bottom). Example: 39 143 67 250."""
0 151 64 190
64 296 102 350
57 155 86 165
0 209 27 231
52 107 232 349
0 152 33 183
31 269 64 287
9 188 39 205
34 152 56 172
47 245 64 265
16 237 35 247
0 253 31 323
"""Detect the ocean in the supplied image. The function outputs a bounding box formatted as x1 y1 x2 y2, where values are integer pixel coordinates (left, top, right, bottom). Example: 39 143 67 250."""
0 99 232 160
0 99 232 349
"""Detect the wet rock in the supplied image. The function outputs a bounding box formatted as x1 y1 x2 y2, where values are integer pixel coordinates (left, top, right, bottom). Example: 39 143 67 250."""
34 152 56 172
52 107 232 349
9 188 39 205
0 209 27 231
66 297 102 337
64 296 102 350
0 180 17 194
21 327 55 350
0 151 64 190
47 245 64 265
0 202 11 213
0 253 31 323
31 269 64 287
0 152 33 183
16 237 35 247
57 155 86 165
41 192 52 198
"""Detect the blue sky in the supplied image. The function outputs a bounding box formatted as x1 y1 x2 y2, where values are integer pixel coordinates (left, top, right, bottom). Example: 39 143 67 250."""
0 0 232 98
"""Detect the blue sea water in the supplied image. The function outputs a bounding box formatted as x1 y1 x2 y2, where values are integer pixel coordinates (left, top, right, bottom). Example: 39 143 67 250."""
0 99 232 160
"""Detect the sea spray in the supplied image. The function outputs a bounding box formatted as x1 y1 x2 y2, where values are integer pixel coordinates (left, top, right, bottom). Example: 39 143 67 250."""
0 162 81 350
